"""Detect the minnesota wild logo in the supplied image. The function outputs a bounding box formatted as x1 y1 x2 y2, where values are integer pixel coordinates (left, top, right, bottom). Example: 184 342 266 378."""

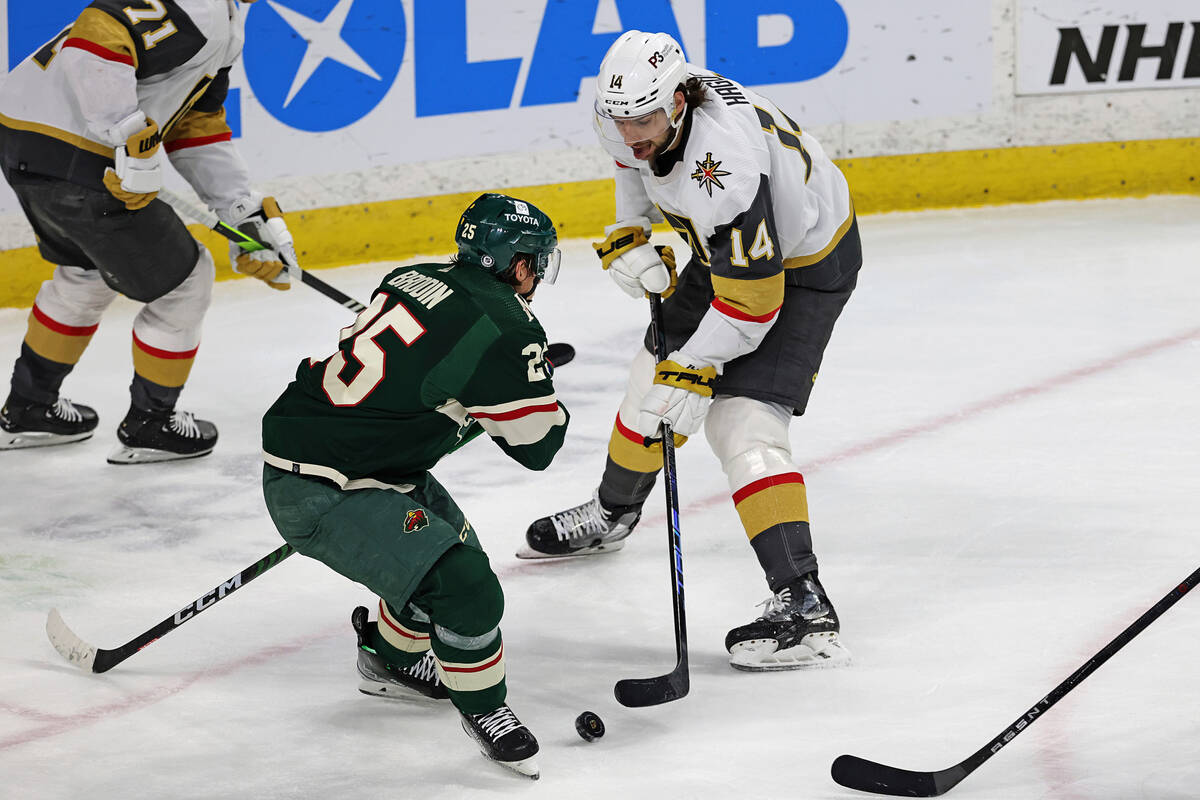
691 152 731 197
403 509 430 533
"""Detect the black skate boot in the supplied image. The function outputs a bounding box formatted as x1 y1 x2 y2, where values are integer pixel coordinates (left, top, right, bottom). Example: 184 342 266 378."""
725 572 851 671
1 393 98 450
351 606 448 701
107 405 217 464
517 491 642 559
460 704 540 779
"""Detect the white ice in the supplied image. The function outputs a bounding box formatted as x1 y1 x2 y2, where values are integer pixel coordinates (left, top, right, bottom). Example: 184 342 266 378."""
2 196 1198 800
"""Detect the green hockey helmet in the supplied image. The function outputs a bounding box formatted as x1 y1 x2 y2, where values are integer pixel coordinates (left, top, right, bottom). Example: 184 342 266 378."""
455 193 561 284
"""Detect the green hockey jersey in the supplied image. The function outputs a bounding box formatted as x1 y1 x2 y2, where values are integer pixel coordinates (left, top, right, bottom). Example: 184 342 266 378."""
262 262 569 488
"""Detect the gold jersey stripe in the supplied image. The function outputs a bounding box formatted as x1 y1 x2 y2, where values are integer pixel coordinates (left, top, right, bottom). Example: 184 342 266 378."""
132 339 196 388
782 202 856 269
606 415 687 473
710 271 785 318
0 112 114 158
24 315 95 364
69 7 139 69
164 108 232 145
735 481 809 541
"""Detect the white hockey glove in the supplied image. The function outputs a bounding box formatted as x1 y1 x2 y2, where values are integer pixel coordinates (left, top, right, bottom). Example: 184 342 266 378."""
593 218 677 299
102 112 163 211
222 195 294 291
635 352 717 438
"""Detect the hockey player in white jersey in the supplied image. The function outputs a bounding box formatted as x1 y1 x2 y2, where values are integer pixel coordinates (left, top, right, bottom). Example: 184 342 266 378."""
0 0 293 463
522 31 862 671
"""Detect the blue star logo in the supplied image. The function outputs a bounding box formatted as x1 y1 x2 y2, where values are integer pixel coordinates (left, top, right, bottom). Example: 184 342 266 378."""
243 0 405 132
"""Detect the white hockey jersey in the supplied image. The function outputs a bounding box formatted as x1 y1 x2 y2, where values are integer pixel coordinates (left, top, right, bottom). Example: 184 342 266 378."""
611 69 855 368
0 0 253 213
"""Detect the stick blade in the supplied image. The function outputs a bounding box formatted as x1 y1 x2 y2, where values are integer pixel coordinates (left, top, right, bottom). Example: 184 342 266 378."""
831 754 963 797
46 609 98 672
614 669 689 707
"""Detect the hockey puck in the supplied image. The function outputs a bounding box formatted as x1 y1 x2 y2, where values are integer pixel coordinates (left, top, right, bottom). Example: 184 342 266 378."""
575 711 604 741
546 342 575 367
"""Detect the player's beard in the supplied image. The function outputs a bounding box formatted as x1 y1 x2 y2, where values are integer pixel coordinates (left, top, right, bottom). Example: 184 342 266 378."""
630 120 682 163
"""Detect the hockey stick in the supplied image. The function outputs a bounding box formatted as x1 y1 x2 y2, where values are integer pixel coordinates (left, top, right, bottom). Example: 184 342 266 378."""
831 565 1200 796
46 543 296 673
613 293 689 707
159 190 577 369
159 188 367 313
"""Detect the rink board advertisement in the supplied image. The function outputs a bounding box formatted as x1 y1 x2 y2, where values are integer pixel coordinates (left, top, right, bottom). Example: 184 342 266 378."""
0 0 991 208
1017 0 1200 95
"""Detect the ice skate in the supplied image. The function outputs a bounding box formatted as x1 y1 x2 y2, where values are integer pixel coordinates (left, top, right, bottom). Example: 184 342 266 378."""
725 573 851 671
107 405 217 463
1 394 98 450
516 491 641 558
351 606 448 701
459 704 540 779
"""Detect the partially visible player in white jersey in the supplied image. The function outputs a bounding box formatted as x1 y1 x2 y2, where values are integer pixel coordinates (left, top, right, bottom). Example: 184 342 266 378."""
522 31 863 672
0 0 294 463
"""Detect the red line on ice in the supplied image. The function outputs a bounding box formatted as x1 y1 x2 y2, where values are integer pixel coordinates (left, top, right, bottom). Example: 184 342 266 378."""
4 325 1198 750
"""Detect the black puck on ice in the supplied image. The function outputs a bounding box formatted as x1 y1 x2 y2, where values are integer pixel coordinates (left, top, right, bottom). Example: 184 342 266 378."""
575 711 604 741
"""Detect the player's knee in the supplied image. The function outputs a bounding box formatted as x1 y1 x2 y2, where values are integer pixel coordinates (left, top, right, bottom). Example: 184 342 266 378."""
186 248 216 311
38 266 116 321
705 396 793 471
142 249 215 335
426 544 504 637
616 347 658 422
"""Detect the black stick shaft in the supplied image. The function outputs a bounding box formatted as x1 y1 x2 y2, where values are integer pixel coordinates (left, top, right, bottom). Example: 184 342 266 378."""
613 294 690 706
832 564 1200 796
651 294 688 670
207 217 367 313
91 544 296 673
158 189 367 313
957 564 1200 777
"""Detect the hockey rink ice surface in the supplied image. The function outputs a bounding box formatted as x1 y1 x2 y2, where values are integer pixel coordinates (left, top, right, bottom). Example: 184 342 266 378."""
1 196 1198 799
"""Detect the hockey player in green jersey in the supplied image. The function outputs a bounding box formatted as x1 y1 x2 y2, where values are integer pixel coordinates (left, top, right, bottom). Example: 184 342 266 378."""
261 194 567 780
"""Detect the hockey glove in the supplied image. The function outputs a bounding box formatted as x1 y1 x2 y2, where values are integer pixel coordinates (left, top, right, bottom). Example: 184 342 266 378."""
593 218 676 299
102 114 163 211
635 352 717 438
223 196 295 290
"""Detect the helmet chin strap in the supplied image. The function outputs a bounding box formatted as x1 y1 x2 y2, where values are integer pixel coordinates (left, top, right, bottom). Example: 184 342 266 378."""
659 104 688 156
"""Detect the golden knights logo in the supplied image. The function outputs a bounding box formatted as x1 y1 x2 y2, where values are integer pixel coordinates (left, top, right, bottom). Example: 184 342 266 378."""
403 509 430 533
691 152 731 197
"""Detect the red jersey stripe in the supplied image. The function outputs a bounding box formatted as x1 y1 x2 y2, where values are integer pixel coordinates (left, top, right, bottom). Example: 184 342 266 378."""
32 304 99 336
378 609 430 641
614 413 645 446
62 38 135 67
470 402 559 421
165 132 233 153
441 644 504 674
132 332 199 360
712 297 781 323
732 472 805 505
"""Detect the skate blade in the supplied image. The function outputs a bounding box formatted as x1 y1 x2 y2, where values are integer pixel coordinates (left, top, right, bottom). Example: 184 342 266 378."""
357 678 448 702
479 753 538 780
497 755 539 780
107 443 214 464
729 632 852 672
1 430 93 450
514 540 626 560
